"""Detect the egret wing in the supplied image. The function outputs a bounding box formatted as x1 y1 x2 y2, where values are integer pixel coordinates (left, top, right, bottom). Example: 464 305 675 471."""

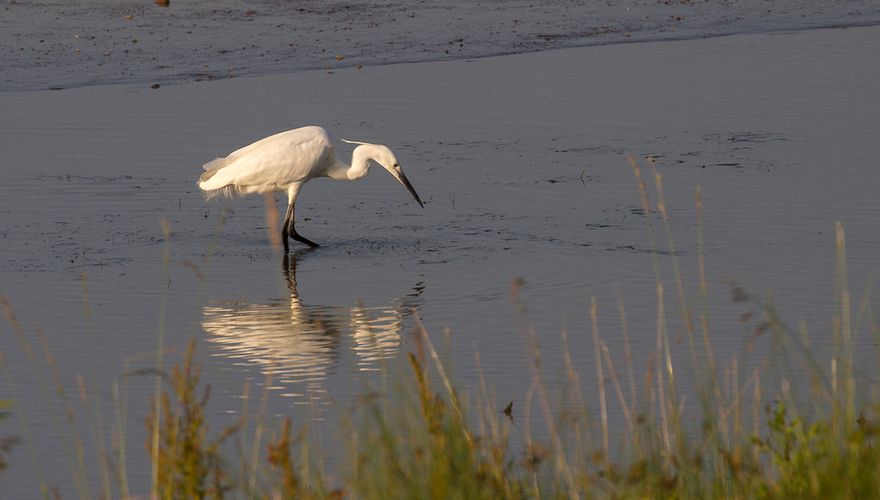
199 127 334 194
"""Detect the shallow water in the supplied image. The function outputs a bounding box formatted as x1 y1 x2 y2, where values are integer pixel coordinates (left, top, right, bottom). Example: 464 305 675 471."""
1 25 880 494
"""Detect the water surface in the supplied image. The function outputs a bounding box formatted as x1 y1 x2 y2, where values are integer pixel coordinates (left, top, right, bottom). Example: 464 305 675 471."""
1 25 879 495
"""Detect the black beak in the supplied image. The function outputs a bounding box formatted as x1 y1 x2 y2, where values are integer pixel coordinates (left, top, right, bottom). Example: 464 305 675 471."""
396 170 424 208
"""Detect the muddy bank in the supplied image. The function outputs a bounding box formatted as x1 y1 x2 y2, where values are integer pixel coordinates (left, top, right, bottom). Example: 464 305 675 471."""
3 0 879 91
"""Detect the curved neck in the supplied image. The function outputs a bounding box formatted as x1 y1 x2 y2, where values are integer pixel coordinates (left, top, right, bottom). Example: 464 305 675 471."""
325 145 371 180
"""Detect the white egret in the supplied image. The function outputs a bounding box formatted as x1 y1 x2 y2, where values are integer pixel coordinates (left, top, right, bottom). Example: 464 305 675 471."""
197 126 424 252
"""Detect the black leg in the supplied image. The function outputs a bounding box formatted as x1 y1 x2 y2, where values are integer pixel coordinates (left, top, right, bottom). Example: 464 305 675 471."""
281 201 294 254
284 202 320 249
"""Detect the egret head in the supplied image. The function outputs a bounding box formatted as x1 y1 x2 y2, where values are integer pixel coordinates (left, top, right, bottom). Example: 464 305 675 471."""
343 139 424 208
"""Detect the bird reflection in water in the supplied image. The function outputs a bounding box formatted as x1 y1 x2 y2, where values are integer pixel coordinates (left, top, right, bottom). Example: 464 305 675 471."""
201 253 423 402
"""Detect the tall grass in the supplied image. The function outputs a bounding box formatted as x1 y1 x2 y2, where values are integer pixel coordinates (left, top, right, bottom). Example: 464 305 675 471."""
1 158 880 497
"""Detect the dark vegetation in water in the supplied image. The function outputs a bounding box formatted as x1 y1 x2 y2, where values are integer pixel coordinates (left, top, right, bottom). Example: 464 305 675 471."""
0 412 17 473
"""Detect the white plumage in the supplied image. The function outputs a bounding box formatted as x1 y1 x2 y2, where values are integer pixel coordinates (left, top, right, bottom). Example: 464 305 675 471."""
197 126 423 252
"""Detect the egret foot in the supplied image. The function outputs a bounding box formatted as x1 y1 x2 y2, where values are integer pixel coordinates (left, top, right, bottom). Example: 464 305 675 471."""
291 231 320 249
281 226 320 252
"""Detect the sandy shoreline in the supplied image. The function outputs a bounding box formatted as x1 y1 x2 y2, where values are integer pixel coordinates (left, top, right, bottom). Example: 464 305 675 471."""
3 0 879 91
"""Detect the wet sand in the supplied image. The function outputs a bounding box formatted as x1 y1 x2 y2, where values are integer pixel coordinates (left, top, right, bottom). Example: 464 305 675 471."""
1 24 879 495
3 0 879 91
